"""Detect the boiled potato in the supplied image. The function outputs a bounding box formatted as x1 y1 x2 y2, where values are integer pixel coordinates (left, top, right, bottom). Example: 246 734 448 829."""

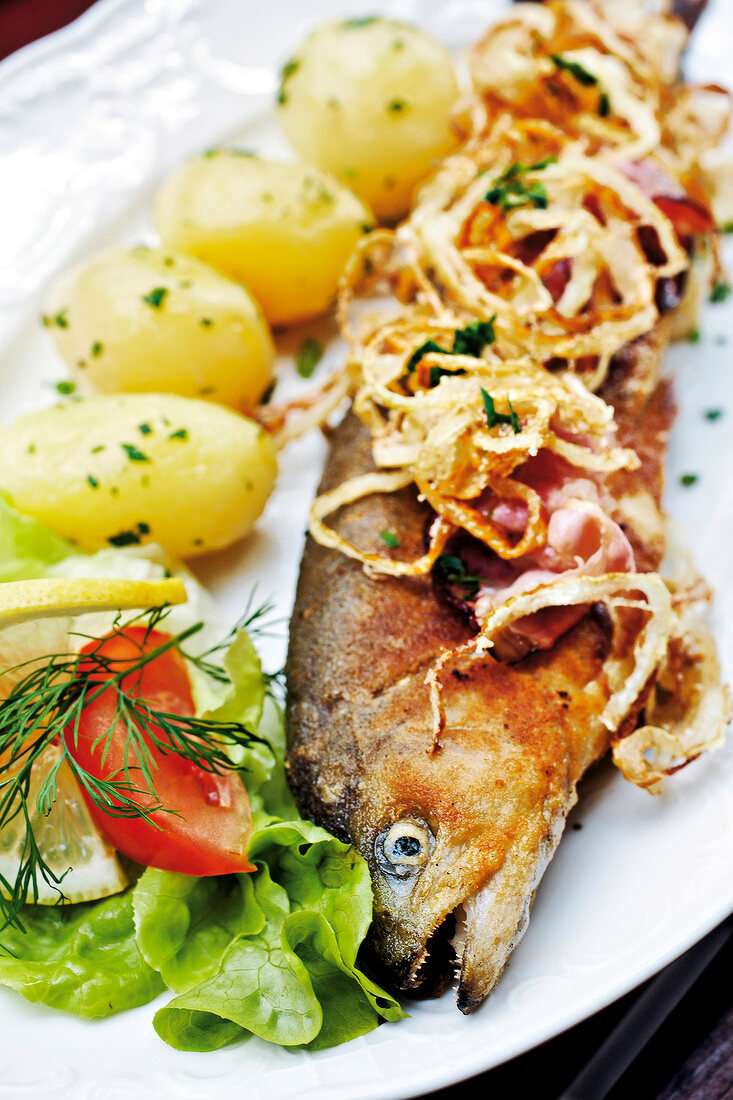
277 17 460 221
154 154 373 326
0 394 277 557
45 247 274 413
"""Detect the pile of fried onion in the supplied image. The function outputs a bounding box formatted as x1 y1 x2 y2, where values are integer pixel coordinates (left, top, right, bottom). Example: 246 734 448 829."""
272 0 732 790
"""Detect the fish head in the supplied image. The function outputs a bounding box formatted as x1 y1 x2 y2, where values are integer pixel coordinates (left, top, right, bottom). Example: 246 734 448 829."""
354 613 613 1010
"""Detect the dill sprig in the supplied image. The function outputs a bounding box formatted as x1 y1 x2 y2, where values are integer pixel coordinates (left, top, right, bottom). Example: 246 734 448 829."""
0 607 265 932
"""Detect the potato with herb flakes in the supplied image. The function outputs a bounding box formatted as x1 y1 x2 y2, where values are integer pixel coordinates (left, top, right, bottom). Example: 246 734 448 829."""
276 17 460 222
44 247 274 413
153 153 373 326
0 394 277 558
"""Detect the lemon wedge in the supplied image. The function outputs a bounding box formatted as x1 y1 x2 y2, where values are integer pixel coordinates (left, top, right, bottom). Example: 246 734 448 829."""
0 744 128 904
0 576 186 629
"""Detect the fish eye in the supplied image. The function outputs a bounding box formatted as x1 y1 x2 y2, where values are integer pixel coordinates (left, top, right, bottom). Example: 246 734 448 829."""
376 819 433 877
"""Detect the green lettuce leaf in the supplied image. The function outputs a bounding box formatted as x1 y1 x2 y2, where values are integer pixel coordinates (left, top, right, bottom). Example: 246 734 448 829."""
0 496 75 581
0 892 163 1018
0 501 405 1049
134 870 264 994
135 770 405 1051
240 696 298 822
191 629 265 738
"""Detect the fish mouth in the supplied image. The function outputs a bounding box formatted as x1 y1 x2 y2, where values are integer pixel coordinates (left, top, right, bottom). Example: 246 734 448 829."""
453 807 568 1012
365 910 459 1001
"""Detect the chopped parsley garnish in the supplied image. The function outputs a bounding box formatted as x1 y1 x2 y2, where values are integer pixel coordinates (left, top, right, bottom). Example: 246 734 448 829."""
598 91 611 117
379 530 400 548
107 522 150 547
54 380 76 396
710 281 731 304
121 443 151 463
202 148 256 159
680 473 699 487
451 319 496 356
138 423 152 435
407 319 497 378
86 474 99 489
42 310 69 329
296 337 323 378
388 100 406 112
434 554 487 597
551 54 598 87
704 408 724 421
407 339 447 373
200 317 214 327
485 159 555 213
169 428 189 441
142 287 168 309
481 388 521 434
301 177 334 206
428 363 467 386
342 16 379 28
91 341 103 357
90 444 105 454
278 58 300 104
686 328 701 343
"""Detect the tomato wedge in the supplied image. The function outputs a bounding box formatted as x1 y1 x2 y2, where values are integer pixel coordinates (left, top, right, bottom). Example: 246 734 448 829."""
64 626 254 876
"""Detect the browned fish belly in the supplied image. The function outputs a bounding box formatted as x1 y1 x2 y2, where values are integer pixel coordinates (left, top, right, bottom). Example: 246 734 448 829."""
286 331 672 1011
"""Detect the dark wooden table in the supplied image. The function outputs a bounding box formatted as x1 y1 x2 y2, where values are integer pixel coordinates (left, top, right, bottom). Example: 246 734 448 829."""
2 3 732 1097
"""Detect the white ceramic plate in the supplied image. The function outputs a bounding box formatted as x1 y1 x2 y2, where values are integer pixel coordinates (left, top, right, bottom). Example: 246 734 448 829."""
0 2 732 1097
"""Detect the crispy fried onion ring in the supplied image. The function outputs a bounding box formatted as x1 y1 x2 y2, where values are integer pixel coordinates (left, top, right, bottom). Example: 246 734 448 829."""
661 82 733 176
310 472 455 578
612 605 731 793
425 571 674 758
468 1 688 163
309 317 637 573
258 366 354 449
400 128 688 382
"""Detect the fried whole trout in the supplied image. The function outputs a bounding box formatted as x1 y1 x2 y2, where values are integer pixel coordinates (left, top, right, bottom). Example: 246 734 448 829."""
285 332 672 1012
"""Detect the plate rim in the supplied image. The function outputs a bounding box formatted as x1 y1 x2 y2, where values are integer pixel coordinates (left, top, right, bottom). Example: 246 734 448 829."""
0 2 731 1097
0 0 126 84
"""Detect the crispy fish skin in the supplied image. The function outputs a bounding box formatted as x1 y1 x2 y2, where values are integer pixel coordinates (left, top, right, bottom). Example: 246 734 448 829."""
604 319 676 572
286 324 669 1009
